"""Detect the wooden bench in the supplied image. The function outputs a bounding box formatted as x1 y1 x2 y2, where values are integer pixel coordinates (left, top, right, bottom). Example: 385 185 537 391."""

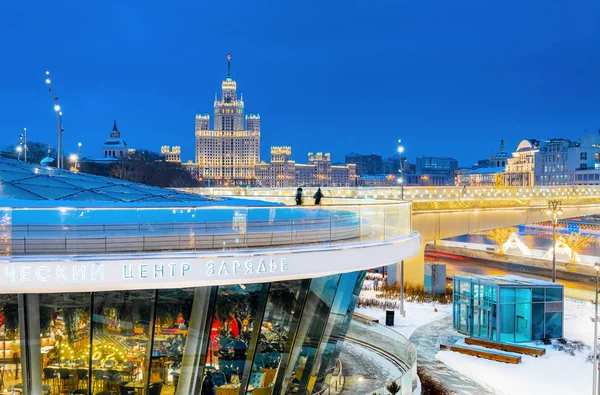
439 344 521 364
465 337 546 357
353 312 380 323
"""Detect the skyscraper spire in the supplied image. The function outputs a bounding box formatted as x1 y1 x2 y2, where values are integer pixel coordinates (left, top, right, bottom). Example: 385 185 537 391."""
227 53 232 80
113 120 118 132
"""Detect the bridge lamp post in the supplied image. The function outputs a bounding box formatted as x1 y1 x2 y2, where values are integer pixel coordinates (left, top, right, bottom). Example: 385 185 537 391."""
397 139 405 316
397 140 405 201
546 200 563 283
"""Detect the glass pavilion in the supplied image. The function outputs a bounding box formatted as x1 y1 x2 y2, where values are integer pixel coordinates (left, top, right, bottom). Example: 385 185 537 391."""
453 275 564 343
0 158 418 395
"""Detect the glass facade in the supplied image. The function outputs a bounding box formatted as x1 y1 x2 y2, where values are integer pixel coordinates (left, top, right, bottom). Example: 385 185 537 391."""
453 276 563 343
0 272 366 395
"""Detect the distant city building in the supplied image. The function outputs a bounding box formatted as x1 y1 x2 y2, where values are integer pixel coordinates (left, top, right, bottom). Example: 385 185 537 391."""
182 161 200 180
490 137 511 168
161 146 181 162
535 132 600 185
404 174 447 186
457 167 504 186
472 159 491 170
382 155 401 175
503 139 539 186
255 147 295 187
102 120 128 159
357 174 397 187
194 54 260 186
415 156 458 185
345 153 382 175
255 147 355 187
461 138 510 186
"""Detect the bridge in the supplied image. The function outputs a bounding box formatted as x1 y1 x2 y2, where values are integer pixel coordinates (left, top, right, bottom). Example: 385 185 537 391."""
181 186 600 283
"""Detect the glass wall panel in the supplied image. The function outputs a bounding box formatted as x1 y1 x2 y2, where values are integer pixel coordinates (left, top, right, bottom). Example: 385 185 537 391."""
532 303 545 340
0 294 21 392
499 304 515 343
482 285 493 306
472 305 480 337
478 307 490 339
311 272 365 393
546 288 563 302
201 283 268 393
91 290 155 393
515 303 531 342
320 271 366 378
545 312 563 338
153 288 196 395
532 288 545 303
281 274 341 394
491 303 497 341
515 288 531 304
38 293 91 394
500 288 515 304
245 280 309 394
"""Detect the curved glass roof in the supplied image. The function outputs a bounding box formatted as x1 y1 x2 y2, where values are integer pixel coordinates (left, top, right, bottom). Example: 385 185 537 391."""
0 157 213 204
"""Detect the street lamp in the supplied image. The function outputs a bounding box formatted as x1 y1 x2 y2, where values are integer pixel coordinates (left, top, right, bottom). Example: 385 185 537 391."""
19 128 27 162
397 140 405 201
15 146 22 161
593 262 600 395
546 200 563 282
46 71 63 169
397 139 405 316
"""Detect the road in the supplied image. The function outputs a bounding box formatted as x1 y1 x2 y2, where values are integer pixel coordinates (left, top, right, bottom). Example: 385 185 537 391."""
430 254 597 301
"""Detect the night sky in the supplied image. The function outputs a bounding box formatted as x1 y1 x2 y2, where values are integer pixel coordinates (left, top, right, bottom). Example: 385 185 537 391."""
1 0 599 167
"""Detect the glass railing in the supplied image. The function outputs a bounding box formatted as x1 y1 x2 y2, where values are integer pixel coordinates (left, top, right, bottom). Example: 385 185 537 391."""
345 314 418 395
2 199 412 256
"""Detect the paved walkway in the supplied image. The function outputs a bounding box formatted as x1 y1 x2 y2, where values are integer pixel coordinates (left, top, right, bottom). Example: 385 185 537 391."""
409 316 499 395
336 341 402 394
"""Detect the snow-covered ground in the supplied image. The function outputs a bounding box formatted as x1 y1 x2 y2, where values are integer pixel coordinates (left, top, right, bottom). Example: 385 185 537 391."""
436 298 596 395
358 283 598 395
356 285 452 338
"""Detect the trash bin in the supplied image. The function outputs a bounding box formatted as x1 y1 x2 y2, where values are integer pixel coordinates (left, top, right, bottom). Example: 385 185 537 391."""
386 310 395 326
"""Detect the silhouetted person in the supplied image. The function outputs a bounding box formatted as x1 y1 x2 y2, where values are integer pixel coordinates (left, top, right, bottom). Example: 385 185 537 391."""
295 187 303 205
314 187 323 205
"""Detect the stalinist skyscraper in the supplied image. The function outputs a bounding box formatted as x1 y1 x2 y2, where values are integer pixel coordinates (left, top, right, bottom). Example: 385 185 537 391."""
195 54 261 186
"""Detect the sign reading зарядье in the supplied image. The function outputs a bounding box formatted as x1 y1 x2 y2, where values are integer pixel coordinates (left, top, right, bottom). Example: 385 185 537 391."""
0 256 290 292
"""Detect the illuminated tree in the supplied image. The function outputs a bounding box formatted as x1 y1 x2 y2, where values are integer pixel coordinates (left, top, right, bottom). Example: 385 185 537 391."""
484 227 518 254
563 232 596 263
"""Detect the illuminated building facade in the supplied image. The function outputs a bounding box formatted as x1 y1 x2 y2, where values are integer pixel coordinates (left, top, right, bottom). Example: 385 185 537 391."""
161 146 181 162
102 120 128 159
255 146 296 187
503 139 539 186
255 148 356 187
535 133 600 185
195 54 260 186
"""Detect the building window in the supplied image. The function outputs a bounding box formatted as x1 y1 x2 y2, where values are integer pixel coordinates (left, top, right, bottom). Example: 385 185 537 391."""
581 152 587 160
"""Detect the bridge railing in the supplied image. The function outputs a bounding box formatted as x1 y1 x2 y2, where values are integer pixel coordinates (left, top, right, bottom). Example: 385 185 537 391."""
180 185 600 210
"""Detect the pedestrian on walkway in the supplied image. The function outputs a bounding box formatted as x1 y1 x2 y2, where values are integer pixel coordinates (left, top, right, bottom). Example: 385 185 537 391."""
295 187 303 205
314 187 323 205
373 278 379 291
